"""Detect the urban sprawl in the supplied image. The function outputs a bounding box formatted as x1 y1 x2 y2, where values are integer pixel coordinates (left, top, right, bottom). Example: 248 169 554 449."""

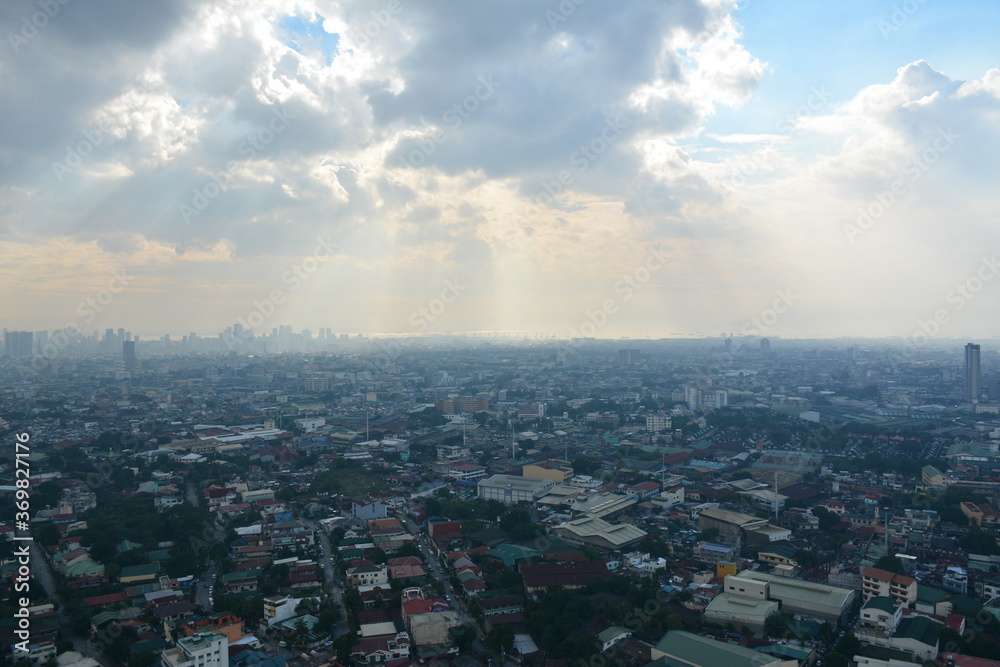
3 330 1000 667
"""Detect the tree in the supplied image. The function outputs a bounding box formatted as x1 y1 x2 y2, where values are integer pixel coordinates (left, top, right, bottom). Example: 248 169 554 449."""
834 634 860 659
873 555 905 576
35 522 62 547
637 536 672 559
812 506 840 530
423 497 444 517
959 528 1000 555
449 624 477 652
794 549 819 569
510 523 541 541
66 601 93 637
333 632 358 664
696 527 719 541
824 652 849 667
498 571 523 593
486 625 515 653
396 542 421 558
764 612 793 638
128 653 156 667
499 508 533 533
208 541 229 564
462 519 484 533
293 618 309 642
572 456 600 475
32 481 62 510
343 588 362 613
316 604 340 634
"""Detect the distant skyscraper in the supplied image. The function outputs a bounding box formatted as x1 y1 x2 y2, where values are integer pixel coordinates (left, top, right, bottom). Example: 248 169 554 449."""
685 386 701 411
123 340 138 369
965 343 981 401
617 348 640 366
4 331 33 357
760 338 771 354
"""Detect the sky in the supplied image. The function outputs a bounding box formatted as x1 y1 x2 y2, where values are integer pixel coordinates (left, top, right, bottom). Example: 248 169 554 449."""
1 0 999 341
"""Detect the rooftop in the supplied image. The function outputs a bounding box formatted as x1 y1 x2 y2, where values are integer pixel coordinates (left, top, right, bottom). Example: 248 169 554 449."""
863 596 899 615
652 631 783 667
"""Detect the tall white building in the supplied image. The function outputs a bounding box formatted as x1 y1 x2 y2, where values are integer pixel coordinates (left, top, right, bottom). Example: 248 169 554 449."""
684 387 727 410
645 414 672 433
966 342 981 401
705 389 728 409
161 633 228 667
477 475 556 504
684 386 701 411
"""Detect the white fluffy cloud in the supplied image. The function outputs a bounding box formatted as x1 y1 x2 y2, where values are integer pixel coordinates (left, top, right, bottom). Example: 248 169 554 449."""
1 1 995 338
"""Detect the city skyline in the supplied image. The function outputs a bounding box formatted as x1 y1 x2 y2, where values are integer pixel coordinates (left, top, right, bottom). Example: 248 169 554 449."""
2 1 999 339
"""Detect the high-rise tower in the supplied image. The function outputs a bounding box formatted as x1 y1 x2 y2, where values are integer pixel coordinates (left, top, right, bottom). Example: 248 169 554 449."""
965 342 981 401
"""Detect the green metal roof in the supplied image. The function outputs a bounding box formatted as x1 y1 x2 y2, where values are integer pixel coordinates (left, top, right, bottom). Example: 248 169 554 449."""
120 563 160 579
916 584 949 604
597 626 631 644
755 644 812 660
653 631 778 667
65 559 105 576
758 544 797 559
117 540 144 554
705 594 778 619
486 543 541 568
895 616 941 647
863 596 898 614
222 568 262 582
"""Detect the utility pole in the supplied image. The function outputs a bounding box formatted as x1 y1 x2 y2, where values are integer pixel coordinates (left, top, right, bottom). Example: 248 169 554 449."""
774 470 779 522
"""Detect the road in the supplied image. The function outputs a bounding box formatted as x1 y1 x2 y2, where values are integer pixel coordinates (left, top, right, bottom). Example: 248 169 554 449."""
306 519 350 640
185 480 200 507
195 564 216 610
193 519 228 611
29 539 112 666
402 516 481 636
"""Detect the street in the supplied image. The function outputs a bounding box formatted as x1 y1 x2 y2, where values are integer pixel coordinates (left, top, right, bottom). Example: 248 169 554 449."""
29 539 112 666
305 519 350 640
403 516 481 636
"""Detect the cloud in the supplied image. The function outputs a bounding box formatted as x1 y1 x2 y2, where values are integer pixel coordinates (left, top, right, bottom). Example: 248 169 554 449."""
8 1 994 338
681 61 1000 337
